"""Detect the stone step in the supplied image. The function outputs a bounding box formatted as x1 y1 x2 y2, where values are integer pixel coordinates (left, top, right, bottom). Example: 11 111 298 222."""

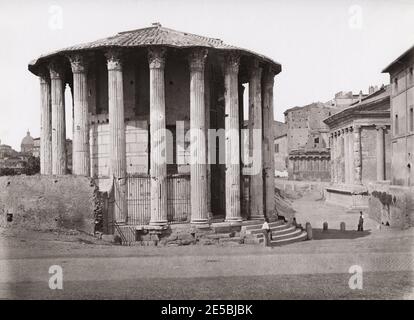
271 226 296 236
270 231 308 246
270 223 292 232
271 228 303 241
241 220 284 231
245 223 291 235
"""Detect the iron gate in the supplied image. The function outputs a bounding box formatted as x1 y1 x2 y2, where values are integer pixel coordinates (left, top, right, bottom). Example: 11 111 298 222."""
126 174 191 225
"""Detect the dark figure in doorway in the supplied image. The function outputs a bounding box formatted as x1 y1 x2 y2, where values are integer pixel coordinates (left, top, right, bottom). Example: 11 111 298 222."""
357 211 364 231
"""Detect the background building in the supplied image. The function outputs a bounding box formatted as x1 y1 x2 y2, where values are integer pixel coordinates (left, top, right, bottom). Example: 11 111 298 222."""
20 131 34 154
273 120 288 177
324 85 391 209
284 90 371 181
383 46 414 187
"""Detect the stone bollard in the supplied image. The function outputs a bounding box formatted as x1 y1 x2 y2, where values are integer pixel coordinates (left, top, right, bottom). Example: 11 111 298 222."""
305 222 312 240
323 222 328 231
340 222 346 231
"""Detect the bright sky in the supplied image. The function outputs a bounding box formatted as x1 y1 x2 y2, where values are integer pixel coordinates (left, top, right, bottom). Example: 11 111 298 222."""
0 0 413 150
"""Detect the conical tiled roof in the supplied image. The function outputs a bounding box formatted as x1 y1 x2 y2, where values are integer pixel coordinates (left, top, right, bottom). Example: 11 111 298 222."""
28 23 281 75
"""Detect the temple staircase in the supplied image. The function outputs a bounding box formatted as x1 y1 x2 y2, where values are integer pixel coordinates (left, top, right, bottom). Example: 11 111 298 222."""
241 219 308 246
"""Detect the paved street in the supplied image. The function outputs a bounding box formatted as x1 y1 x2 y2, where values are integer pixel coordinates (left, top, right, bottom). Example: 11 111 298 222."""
0 190 413 299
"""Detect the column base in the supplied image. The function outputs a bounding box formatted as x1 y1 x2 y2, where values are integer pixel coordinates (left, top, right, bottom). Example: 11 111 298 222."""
249 215 265 221
149 220 168 226
225 217 243 223
191 218 210 225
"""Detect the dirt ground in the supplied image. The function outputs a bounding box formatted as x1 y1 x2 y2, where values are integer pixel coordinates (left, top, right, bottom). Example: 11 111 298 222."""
0 189 413 299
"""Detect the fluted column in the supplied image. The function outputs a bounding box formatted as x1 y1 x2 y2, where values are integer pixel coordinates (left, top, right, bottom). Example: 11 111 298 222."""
69 54 90 176
189 48 208 224
329 134 334 182
49 61 67 175
106 50 127 223
343 129 349 183
262 67 275 218
249 60 264 220
224 52 242 222
39 69 52 175
148 47 168 226
376 125 386 181
353 125 362 184
348 127 354 184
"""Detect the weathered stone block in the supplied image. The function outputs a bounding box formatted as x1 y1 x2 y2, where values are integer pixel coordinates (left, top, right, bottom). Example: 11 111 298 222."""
305 222 312 240
101 234 115 243
0 176 96 234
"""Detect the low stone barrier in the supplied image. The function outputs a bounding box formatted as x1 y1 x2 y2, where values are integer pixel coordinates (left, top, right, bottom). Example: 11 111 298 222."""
367 182 414 229
0 175 97 234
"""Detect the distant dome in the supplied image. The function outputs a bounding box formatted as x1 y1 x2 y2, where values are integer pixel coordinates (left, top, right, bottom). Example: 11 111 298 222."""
21 131 34 153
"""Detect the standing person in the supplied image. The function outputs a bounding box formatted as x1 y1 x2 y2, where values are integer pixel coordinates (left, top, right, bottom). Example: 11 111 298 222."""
358 211 364 231
262 218 272 246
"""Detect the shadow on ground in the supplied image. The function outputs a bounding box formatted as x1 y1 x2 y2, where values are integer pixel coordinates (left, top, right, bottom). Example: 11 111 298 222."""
312 228 371 240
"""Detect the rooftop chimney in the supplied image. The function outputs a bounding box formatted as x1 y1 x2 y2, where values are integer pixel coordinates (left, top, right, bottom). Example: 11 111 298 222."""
359 90 363 102
152 22 162 27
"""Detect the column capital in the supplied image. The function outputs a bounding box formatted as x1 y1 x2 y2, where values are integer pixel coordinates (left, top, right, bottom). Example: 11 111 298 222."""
263 66 275 88
353 124 361 131
248 59 262 78
375 125 387 131
105 49 123 71
223 51 240 74
49 60 65 80
148 47 167 69
67 53 89 73
38 66 50 83
188 48 208 72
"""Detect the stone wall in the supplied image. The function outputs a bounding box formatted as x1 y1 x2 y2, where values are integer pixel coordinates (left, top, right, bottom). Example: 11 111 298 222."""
0 175 96 234
367 182 414 229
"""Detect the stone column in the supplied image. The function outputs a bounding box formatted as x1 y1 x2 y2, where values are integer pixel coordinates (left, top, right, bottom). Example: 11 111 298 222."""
353 125 362 184
69 54 90 176
106 50 127 223
39 69 52 175
348 127 354 184
332 133 337 183
188 48 209 224
262 67 275 218
148 47 168 226
339 132 344 183
343 129 349 183
248 60 264 220
49 61 67 175
376 125 386 181
224 52 242 222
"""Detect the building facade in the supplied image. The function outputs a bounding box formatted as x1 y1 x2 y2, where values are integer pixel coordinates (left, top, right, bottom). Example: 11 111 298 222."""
28 24 282 228
365 45 414 228
383 47 414 187
284 102 335 181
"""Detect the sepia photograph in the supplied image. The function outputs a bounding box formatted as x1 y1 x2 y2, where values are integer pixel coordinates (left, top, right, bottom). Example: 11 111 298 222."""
0 0 413 307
